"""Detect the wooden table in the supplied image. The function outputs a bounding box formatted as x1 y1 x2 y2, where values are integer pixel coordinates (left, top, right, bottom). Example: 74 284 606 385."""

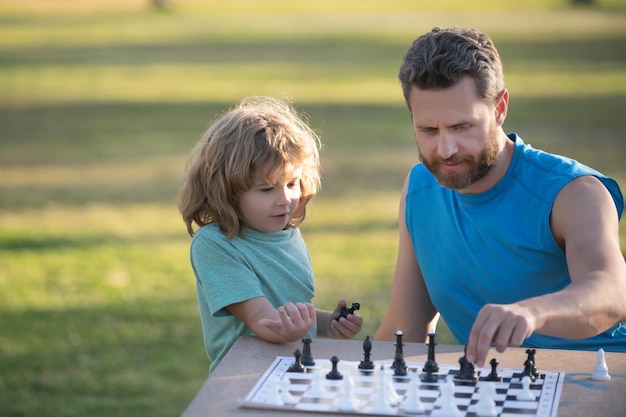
181 336 626 417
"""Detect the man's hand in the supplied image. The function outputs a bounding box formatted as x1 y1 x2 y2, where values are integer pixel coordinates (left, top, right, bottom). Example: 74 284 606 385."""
465 303 537 367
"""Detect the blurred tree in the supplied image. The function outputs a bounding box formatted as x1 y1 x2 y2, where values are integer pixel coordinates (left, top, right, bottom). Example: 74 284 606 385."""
151 0 169 10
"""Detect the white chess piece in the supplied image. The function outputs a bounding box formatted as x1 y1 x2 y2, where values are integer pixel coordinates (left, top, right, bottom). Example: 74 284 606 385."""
370 367 395 414
280 376 297 405
591 348 611 381
432 379 462 417
385 366 401 405
474 382 497 417
516 376 535 401
265 375 284 405
307 371 326 396
402 370 425 414
336 374 359 412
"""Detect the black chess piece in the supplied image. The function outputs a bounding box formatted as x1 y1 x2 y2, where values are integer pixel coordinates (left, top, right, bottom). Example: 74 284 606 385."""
394 330 404 357
522 348 539 381
422 332 439 373
335 302 361 321
485 358 503 382
459 357 477 381
456 346 477 381
287 349 305 373
392 331 407 376
393 353 407 376
358 335 375 370
421 366 438 382
301 338 315 367
326 356 343 380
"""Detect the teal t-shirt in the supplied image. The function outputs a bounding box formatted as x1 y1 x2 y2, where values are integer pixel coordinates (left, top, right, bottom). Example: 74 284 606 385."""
190 223 316 372
406 133 626 352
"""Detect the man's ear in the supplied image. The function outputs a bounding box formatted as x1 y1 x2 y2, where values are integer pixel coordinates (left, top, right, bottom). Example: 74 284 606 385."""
495 89 509 126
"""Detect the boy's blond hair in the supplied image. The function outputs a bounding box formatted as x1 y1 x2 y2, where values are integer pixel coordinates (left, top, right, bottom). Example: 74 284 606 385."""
178 97 321 238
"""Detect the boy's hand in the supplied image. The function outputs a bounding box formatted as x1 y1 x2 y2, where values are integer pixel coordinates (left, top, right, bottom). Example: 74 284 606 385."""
329 299 363 339
258 302 316 342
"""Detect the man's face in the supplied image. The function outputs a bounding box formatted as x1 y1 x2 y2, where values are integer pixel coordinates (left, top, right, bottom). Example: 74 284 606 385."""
408 76 506 193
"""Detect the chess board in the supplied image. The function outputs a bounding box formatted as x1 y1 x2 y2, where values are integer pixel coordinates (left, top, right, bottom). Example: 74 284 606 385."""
241 356 565 416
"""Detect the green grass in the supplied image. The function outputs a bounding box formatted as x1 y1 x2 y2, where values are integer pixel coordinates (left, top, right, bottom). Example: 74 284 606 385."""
1 1 625 416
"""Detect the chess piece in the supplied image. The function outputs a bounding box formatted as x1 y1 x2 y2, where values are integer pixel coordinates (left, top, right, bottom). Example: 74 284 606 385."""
307 371 326 395
402 370 425 414
336 374 359 412
421 365 438 382
358 335 375 370
392 330 407 376
326 356 343 380
591 348 611 381
280 376 297 405
287 349 305 373
456 354 477 381
265 375 284 405
393 353 408 376
522 348 539 381
384 366 401 406
301 338 315 367
516 376 535 401
475 382 497 417
423 332 439 373
485 358 502 382
370 366 395 414
433 379 462 416
335 301 360 320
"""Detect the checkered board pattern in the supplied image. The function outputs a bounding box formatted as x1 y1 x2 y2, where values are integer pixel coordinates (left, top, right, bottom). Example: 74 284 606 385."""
241 356 565 417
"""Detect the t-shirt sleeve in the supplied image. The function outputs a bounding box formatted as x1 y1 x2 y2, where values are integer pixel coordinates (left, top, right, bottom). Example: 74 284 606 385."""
191 232 264 318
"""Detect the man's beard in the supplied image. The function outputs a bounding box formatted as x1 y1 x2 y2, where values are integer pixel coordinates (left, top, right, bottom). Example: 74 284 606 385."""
420 131 500 190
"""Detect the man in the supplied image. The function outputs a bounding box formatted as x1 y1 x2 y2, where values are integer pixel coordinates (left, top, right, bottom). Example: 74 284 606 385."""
374 27 626 367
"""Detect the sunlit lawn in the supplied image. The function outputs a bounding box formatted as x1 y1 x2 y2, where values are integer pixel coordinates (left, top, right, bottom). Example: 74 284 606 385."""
1 1 625 416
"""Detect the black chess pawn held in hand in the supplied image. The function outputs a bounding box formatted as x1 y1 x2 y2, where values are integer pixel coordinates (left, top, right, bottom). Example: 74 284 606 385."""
335 302 360 321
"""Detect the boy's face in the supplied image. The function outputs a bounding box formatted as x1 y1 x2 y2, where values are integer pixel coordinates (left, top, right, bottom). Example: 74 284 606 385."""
237 166 302 233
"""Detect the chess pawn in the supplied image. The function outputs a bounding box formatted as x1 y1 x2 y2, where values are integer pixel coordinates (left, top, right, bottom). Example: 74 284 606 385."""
265 375 284 406
516 376 535 401
280 376 297 405
474 382 497 417
434 379 462 417
370 366 395 414
336 375 359 412
591 348 611 381
402 370 425 414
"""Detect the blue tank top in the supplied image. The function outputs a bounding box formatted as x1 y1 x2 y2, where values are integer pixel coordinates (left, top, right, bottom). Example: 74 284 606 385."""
406 134 626 351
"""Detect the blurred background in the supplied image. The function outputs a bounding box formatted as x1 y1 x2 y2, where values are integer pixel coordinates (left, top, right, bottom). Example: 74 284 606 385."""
1 0 625 416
